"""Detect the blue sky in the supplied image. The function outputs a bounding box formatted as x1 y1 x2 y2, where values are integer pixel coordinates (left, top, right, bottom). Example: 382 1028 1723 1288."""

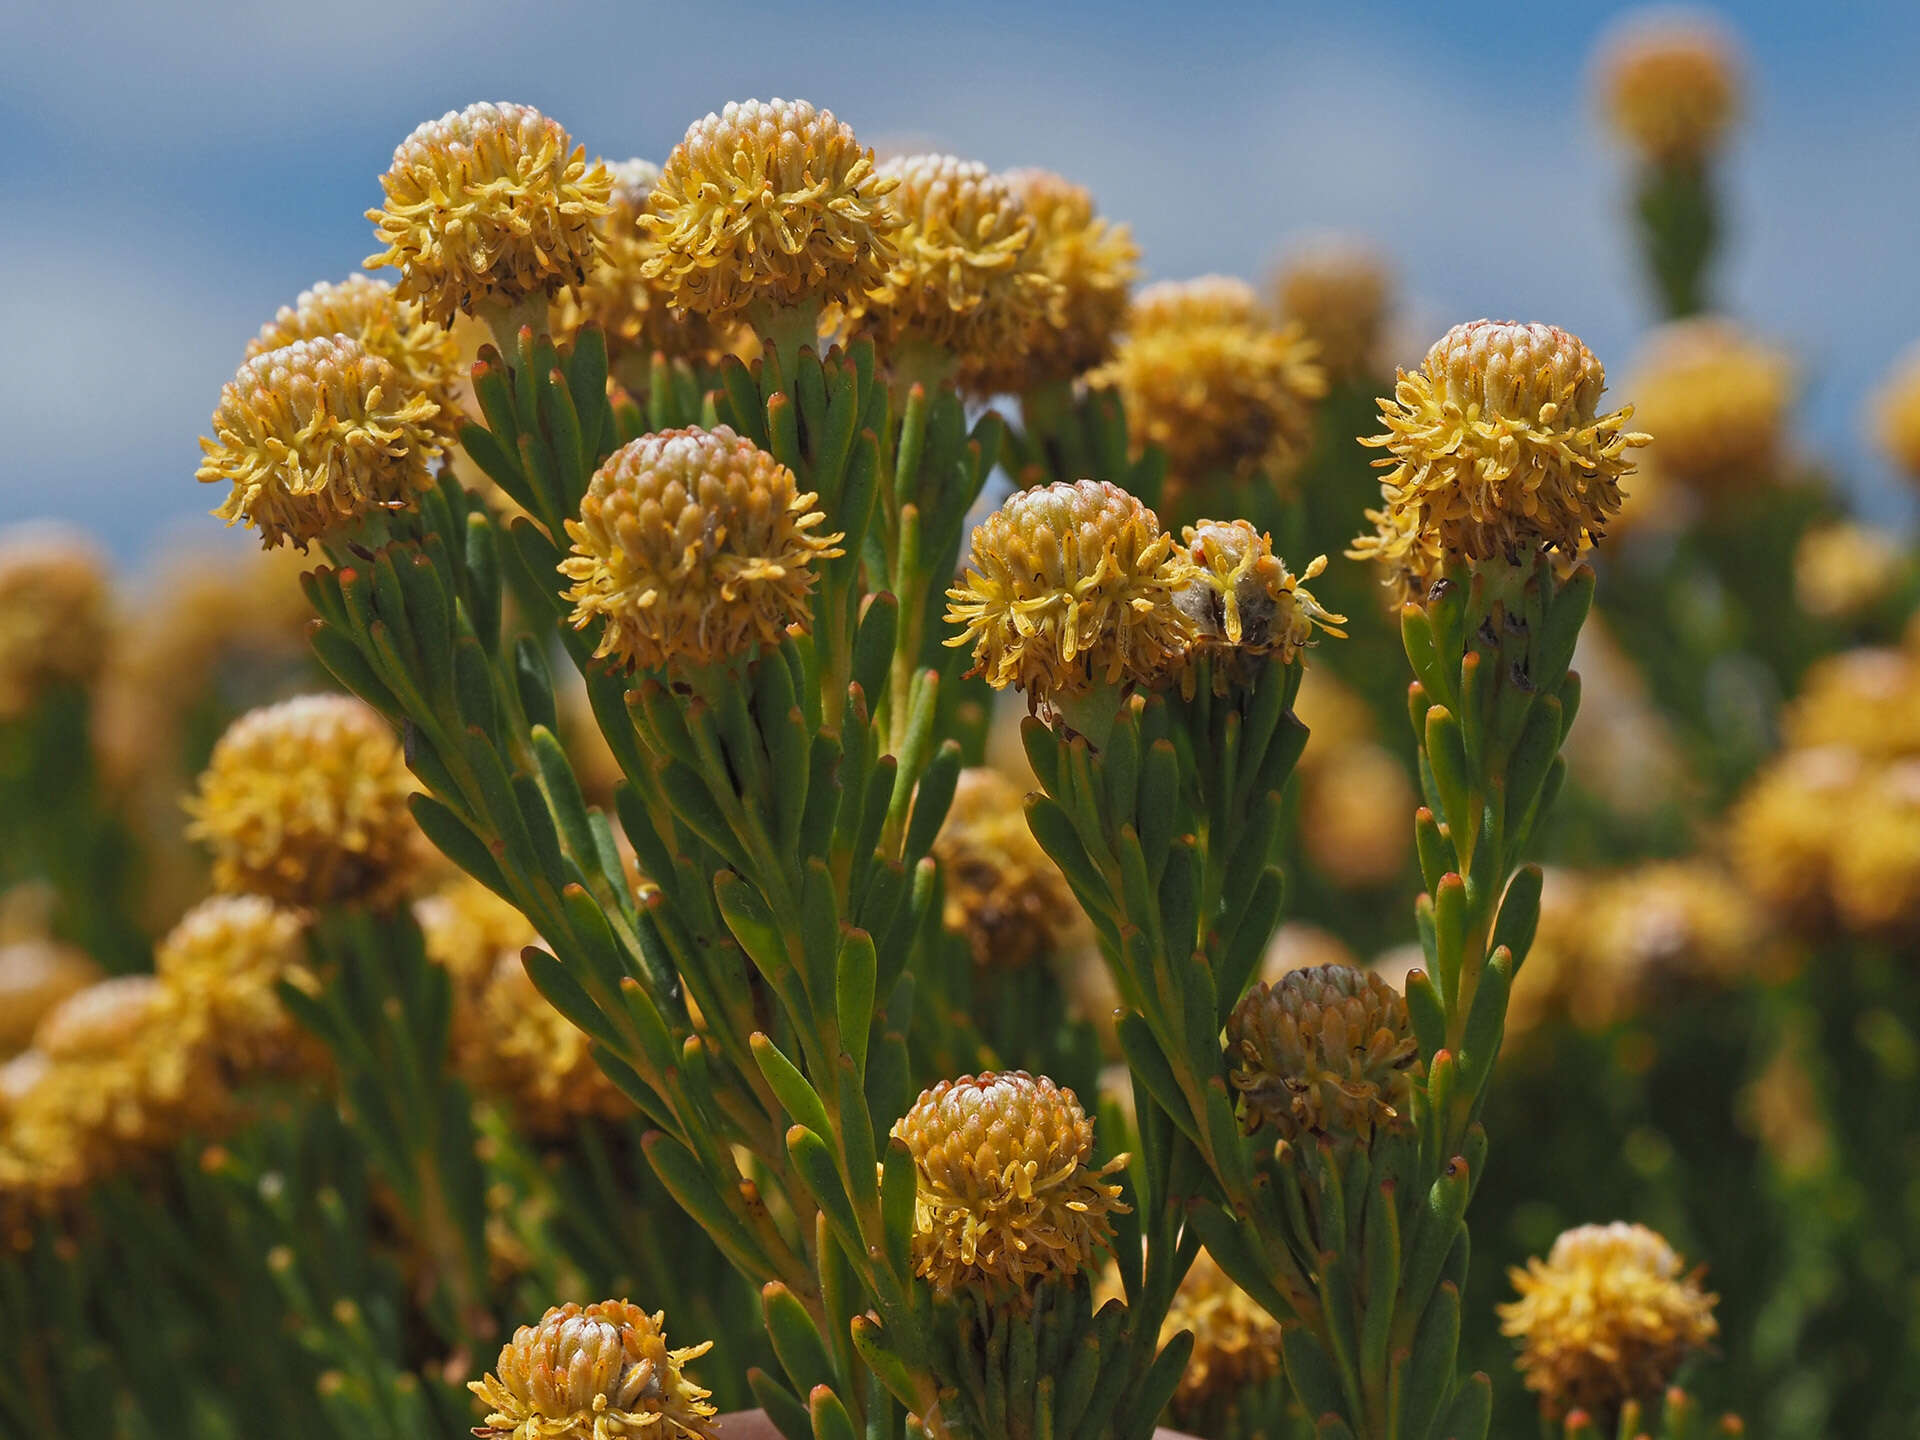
5 0 1917 563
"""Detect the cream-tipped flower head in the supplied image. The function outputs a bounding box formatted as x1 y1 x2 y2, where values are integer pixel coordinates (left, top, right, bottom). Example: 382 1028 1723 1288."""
934 767 1074 970
0 524 111 720
560 426 841 675
367 102 611 327
1226 963 1420 1145
1094 288 1327 503
1871 342 1920 484
1596 13 1743 165
1002 169 1138 385
1501 1221 1718 1421
186 695 421 908
857 155 1059 391
1628 318 1792 497
153 895 316 1076
1174 520 1344 692
470 1300 717 1440
642 99 899 323
551 160 725 368
198 336 448 549
247 273 463 420
0 938 100 1054
945 480 1194 711
1270 240 1393 383
1352 321 1646 594
894 1071 1127 1302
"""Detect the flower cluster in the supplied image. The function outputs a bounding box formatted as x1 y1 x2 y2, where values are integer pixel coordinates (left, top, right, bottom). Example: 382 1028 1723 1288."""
1627 318 1792 499
0 525 111 721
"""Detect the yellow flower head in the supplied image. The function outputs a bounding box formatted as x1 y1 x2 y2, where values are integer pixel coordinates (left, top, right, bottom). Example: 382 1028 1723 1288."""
1728 745 1861 929
1174 519 1345 691
1628 318 1792 497
1002 168 1138 386
1160 1250 1286 1413
1501 1221 1718 1421
893 1070 1127 1302
0 524 111 720
642 98 900 323
857 154 1059 390
1351 320 1646 593
0 937 100 1054
1783 648 1920 761
153 895 316 1076
1871 342 1920 484
367 102 611 327
1299 742 1415 890
1226 963 1420 1144
1829 760 1920 938
1794 521 1906 622
463 954 628 1136
247 273 464 420
1094 290 1327 502
560 426 842 675
945 479 1194 709
470 1300 717 1440
551 159 726 368
1270 240 1393 383
198 336 448 549
186 694 422 908
934 767 1074 971
1597 15 1742 165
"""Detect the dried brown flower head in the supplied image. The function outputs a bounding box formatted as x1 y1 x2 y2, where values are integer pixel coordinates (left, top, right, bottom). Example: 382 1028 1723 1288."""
1173 519 1344 692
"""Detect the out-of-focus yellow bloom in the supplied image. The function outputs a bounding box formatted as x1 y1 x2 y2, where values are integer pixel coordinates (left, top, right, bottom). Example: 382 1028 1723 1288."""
367 102 611 328
1828 760 1920 937
1627 319 1791 498
550 159 726 370
198 337 449 549
1501 1221 1718 1421
560 427 841 676
470 1300 717 1440
1175 521 1345 689
1794 521 1906 621
642 99 899 325
1128 275 1262 333
1871 343 1920 483
934 768 1074 970
418 872 539 993
1560 617 1690 821
945 480 1194 711
893 1070 1127 1302
1226 963 1420 1144
1739 1020 1831 1180
1155 1250 1285 1416
1270 240 1392 382
186 695 422 908
0 939 100 1056
247 273 464 420
0 525 111 720
1728 745 1862 930
1003 169 1138 386
1596 14 1743 165
153 895 317 1076
464 954 628 1136
857 155 1060 392
1300 741 1415 889
1782 648 1920 761
1094 285 1327 502
1352 321 1646 595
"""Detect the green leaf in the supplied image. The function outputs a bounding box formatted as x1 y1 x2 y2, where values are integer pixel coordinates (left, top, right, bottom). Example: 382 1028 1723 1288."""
763 1282 838 1399
836 928 877 1072
1437 1370 1491 1440
1400 1158 1471 1334
1118 1329 1193 1440
752 1034 834 1139
1280 1323 1348 1422
1404 968 1447 1062
788 1125 864 1258
520 946 622 1053
407 794 509 899
748 1369 814 1440
807 1386 859 1440
880 1137 916 1282
849 1316 924 1412
1455 947 1514 1097
1422 706 1471 835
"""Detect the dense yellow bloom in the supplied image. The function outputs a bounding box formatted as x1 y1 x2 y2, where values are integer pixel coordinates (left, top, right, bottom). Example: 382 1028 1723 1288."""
856 155 1059 390
893 1071 1127 1301
1094 290 1327 501
1828 761 1920 937
247 273 464 420
1270 240 1392 382
1161 1250 1286 1412
466 954 628 1136
1727 746 1862 930
1174 519 1344 692
198 336 448 548
1794 521 1906 621
934 767 1074 970
551 159 726 368
153 895 316 1076
0 938 100 1055
1002 168 1138 385
418 872 539 991
642 99 899 323
1501 1222 1718 1420
186 695 422 907
367 102 611 327
0 525 111 720
560 427 841 675
1872 343 1920 483
1352 321 1646 593
1627 319 1791 497
470 1300 716 1440
1597 16 1742 164
945 480 1194 709
1226 963 1419 1145
1782 648 1920 761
